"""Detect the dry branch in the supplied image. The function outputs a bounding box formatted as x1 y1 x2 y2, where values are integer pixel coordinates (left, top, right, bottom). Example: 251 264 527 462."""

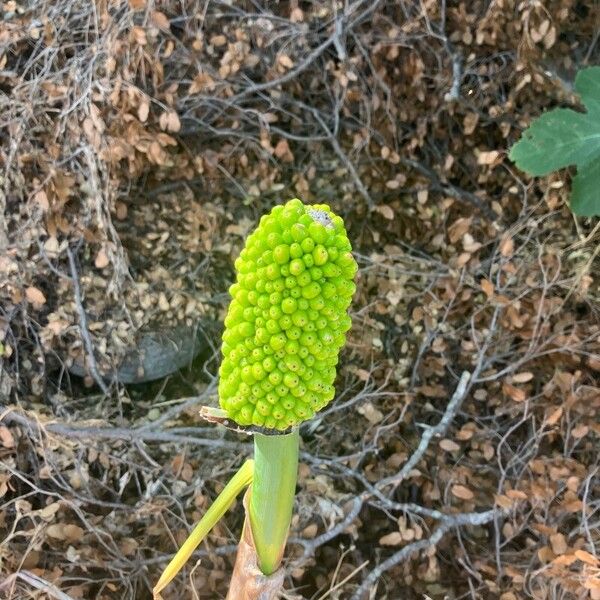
376 370 471 492
66 246 110 395
0 571 78 600
349 508 504 600
1 408 244 451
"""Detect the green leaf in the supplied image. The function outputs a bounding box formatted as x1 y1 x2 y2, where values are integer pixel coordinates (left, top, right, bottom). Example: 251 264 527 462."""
575 65 600 118
509 108 600 175
571 158 600 217
509 66 600 216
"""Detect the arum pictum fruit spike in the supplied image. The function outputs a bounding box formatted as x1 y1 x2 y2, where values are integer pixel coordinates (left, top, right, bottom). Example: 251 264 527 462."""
154 200 356 595
219 199 357 430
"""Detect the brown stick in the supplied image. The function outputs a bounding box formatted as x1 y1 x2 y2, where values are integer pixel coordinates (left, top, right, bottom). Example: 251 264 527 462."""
226 492 285 600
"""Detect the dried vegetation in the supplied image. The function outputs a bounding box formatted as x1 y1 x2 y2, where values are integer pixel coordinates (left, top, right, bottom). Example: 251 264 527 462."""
1 1 599 599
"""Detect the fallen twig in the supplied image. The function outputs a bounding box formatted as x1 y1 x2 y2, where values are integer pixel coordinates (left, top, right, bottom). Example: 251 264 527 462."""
349 508 503 600
66 245 110 395
0 570 78 600
2 409 245 451
376 370 471 491
289 496 365 564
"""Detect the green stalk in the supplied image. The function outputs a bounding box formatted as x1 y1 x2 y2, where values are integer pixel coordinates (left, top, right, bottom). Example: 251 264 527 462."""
249 429 299 575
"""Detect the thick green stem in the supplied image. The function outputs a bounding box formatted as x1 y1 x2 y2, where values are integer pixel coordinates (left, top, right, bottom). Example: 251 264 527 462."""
249 429 299 575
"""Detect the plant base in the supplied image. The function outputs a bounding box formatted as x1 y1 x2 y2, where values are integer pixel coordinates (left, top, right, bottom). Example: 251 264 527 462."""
227 490 285 600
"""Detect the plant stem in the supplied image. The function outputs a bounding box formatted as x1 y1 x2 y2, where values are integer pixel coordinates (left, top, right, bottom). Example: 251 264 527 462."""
249 429 299 575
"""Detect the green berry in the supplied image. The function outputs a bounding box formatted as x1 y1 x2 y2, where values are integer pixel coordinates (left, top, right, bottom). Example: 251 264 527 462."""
308 222 327 244
301 237 315 253
290 243 303 258
270 333 286 351
302 254 314 268
268 370 282 385
273 244 290 264
281 298 297 314
301 282 321 299
313 245 328 266
291 223 307 242
219 199 356 430
297 271 312 287
289 259 305 276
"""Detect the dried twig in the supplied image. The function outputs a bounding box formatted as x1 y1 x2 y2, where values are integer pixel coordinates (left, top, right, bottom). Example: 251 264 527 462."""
349 508 503 600
2 409 245 451
445 52 463 101
137 382 217 431
0 571 77 600
376 370 471 491
289 496 365 564
66 245 110 395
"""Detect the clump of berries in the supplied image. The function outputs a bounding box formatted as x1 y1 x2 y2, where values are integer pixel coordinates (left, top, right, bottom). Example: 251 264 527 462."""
219 199 357 430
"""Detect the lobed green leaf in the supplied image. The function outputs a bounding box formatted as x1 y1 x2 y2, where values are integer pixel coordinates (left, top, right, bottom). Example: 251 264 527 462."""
509 66 600 216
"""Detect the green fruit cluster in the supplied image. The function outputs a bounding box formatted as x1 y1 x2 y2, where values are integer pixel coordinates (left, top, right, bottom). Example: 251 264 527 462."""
219 199 357 430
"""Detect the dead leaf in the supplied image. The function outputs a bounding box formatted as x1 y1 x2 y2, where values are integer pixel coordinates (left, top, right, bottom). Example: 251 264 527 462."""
138 99 150 123
552 554 577 566
571 424 589 439
481 278 494 299
357 402 384 424
38 502 61 521
452 485 474 500
210 35 227 47
302 523 318 539
575 550 600 566
277 54 294 69
500 235 514 257
448 218 472 244
512 372 533 383
505 489 528 500
159 111 181 133
538 546 555 563
273 139 293 162
549 533 567 555
151 11 170 30
439 439 460 452
375 205 394 220
464 112 479 135
94 249 109 269
63 524 85 542
46 524 66 539
503 382 526 402
477 150 500 165
544 26 556 49
0 425 15 448
34 190 49 211
26 286 46 307
379 531 403 546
